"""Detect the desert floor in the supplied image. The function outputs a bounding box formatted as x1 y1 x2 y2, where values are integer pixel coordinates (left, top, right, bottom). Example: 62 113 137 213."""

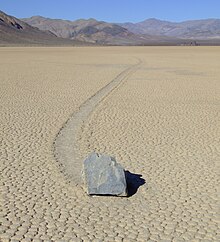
0 47 219 242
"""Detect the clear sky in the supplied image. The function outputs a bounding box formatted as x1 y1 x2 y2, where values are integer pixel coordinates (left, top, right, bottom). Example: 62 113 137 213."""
0 0 220 23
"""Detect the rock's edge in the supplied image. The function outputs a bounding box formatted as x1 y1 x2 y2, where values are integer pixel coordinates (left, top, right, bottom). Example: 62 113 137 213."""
83 152 128 197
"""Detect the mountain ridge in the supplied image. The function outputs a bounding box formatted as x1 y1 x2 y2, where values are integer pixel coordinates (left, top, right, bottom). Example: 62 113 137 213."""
22 15 152 45
1 9 220 46
0 10 88 46
22 15 220 44
119 18 220 39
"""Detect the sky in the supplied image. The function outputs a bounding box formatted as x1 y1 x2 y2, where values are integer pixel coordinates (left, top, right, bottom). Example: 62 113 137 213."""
0 0 220 23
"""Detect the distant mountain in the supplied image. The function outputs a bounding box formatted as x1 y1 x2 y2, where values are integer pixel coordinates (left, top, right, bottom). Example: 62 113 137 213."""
22 15 220 45
2 10 220 46
0 10 86 46
120 18 220 39
22 16 150 45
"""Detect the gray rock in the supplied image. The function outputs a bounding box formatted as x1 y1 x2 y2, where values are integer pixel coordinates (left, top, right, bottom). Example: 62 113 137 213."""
83 152 127 196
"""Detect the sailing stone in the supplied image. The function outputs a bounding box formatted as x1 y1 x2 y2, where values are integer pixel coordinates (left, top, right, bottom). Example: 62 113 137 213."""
83 152 127 196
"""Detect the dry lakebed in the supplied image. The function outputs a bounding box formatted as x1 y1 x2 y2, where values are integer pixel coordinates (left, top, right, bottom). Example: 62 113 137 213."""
0 47 219 241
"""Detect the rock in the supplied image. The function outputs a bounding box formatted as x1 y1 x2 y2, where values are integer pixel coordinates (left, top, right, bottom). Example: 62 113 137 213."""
83 152 127 196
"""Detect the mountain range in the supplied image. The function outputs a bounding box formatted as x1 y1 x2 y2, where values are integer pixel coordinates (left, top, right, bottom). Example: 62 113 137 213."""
22 16 148 45
1 10 220 46
0 10 88 46
119 18 220 39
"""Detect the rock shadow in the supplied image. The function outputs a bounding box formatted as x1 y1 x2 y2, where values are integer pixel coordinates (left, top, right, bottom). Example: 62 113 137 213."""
125 171 146 197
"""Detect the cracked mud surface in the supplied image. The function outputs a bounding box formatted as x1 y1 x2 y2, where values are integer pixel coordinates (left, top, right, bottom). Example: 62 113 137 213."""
1 47 220 241
54 56 141 186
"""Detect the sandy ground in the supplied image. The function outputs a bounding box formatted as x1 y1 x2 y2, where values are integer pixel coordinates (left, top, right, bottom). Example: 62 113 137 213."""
1 47 220 241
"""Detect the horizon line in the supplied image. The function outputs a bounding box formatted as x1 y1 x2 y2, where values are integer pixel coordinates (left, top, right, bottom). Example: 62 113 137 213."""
1 9 219 24
21 15 220 24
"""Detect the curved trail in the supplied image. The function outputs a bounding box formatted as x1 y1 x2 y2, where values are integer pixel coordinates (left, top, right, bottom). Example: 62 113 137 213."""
54 59 142 185
1 48 219 241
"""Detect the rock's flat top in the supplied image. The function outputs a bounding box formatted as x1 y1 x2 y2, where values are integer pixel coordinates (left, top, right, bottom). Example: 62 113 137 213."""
83 152 127 196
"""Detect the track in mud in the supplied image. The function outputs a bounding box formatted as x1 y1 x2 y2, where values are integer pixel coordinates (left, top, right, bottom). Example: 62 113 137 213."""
54 59 142 185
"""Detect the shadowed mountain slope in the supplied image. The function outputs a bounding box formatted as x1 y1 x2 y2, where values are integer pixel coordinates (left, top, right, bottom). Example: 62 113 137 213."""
22 16 149 45
0 10 86 46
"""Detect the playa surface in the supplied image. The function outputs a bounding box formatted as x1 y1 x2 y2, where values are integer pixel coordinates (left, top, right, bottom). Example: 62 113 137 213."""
1 47 219 241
